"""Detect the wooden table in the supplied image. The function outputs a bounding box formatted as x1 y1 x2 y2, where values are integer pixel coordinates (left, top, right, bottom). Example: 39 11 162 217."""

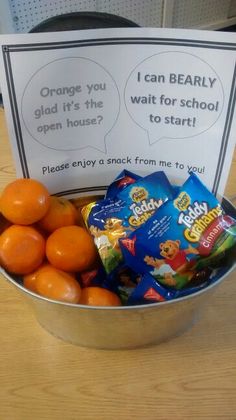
0 106 236 420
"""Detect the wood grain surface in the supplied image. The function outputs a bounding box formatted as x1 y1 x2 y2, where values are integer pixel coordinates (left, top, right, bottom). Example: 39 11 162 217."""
0 107 236 420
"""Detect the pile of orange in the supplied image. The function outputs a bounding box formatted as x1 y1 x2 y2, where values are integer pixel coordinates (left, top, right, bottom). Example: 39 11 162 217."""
0 178 121 306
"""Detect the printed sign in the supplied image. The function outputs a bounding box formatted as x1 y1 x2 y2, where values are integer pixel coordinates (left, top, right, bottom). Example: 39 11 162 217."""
0 28 235 196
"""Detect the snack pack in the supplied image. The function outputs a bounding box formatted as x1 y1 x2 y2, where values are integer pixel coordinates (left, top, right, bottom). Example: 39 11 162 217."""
127 267 214 305
105 169 141 199
112 266 141 304
120 173 236 290
128 273 177 305
82 171 174 276
79 265 107 288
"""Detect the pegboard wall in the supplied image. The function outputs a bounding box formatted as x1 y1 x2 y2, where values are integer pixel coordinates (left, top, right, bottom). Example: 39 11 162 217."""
1 0 236 33
7 0 164 33
97 0 164 28
172 0 232 28
229 0 236 18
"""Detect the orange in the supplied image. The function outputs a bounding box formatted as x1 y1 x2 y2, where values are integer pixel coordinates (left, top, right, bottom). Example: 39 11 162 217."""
79 287 122 306
0 178 50 225
0 225 45 275
35 265 81 303
38 196 78 232
23 263 51 293
46 225 97 272
23 263 77 293
0 212 11 234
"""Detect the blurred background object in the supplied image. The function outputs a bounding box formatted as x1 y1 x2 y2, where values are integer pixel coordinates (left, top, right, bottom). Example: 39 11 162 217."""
0 0 236 34
29 11 139 32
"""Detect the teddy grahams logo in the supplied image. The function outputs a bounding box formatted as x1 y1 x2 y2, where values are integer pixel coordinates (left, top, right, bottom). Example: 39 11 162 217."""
174 191 191 212
130 186 148 203
128 186 163 227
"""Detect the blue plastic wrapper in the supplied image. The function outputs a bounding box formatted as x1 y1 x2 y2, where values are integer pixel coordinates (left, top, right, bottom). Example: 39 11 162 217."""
120 173 236 290
82 171 174 277
112 266 141 304
105 169 141 199
79 265 107 288
127 267 216 305
127 273 177 305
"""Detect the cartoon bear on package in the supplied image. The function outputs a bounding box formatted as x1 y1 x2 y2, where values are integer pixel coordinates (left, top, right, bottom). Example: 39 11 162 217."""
144 239 199 287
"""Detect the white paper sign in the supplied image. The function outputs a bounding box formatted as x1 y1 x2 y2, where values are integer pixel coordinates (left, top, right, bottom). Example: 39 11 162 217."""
0 28 236 196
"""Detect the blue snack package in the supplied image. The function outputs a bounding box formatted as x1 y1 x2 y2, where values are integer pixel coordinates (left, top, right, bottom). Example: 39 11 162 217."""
106 169 141 199
114 267 141 305
79 265 107 288
128 267 216 305
127 273 177 305
82 197 132 275
82 171 174 276
171 185 180 197
116 171 174 228
120 173 236 290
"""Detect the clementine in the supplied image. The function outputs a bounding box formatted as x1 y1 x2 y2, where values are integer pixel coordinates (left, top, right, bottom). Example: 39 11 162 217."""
0 212 11 234
0 178 50 225
23 263 51 293
46 225 97 272
35 265 81 303
79 287 122 306
0 224 45 275
38 196 78 232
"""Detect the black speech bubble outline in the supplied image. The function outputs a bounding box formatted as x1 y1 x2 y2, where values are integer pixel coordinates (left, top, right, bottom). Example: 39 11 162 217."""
21 56 120 153
124 50 225 144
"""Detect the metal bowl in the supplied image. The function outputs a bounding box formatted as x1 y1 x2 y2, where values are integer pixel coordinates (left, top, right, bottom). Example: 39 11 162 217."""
0 198 235 349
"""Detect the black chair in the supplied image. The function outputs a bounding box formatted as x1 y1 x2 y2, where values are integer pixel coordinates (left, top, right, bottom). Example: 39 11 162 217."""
30 11 139 32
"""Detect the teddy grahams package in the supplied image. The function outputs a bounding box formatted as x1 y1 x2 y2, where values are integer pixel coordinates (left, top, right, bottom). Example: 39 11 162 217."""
82 171 174 277
120 172 236 291
105 169 142 200
126 270 211 305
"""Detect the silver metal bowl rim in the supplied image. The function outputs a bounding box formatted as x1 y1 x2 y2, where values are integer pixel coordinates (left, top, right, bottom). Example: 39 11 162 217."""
1 261 235 311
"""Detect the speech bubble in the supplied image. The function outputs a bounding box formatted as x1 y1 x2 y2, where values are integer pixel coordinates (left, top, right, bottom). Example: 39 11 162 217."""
21 57 120 152
124 52 224 144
